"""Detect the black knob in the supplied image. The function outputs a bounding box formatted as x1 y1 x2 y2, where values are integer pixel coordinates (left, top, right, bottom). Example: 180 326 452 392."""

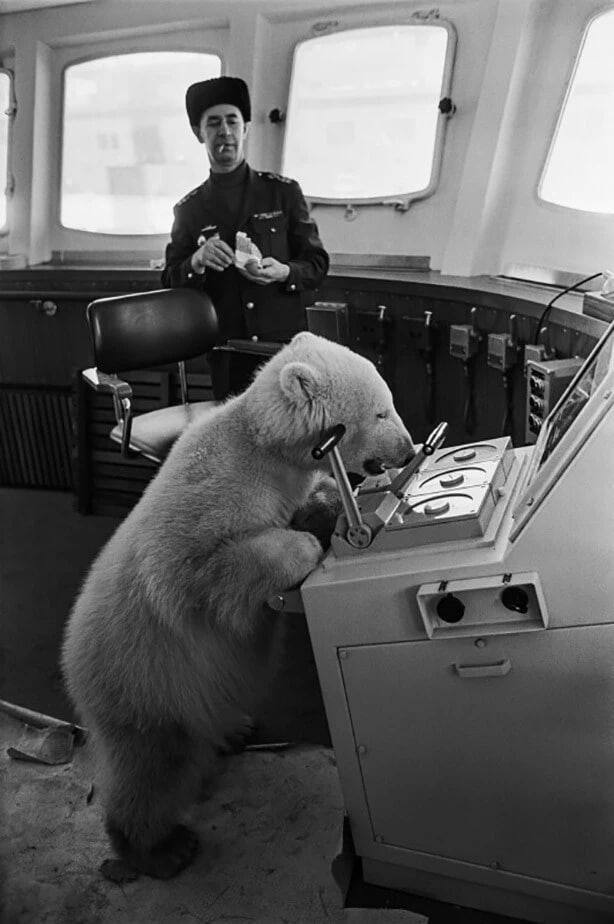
438 97 456 115
436 593 465 624
501 585 529 614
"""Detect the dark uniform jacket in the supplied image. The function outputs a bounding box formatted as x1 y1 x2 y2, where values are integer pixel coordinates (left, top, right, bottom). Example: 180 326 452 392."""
161 166 329 343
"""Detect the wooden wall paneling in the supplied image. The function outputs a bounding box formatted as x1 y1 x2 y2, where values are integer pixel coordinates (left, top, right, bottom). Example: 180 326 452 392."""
0 296 93 387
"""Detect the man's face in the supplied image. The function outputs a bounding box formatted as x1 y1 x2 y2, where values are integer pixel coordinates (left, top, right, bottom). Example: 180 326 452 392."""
198 103 249 173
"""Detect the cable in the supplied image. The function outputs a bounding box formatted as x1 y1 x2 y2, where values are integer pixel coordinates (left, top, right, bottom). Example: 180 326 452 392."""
463 359 476 434
501 371 514 441
536 272 602 344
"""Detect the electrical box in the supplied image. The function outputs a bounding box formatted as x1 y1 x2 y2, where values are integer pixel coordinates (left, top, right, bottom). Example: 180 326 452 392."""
487 332 519 371
524 356 583 444
305 301 349 344
523 342 547 372
449 324 479 361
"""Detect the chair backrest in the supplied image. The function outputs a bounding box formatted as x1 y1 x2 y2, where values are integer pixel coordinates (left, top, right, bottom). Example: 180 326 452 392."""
87 288 219 373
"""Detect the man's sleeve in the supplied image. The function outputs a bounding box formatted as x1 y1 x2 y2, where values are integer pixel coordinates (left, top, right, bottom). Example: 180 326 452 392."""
283 182 330 294
160 207 204 290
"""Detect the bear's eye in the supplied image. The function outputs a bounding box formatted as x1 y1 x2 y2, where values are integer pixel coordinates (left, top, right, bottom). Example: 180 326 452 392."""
376 411 389 420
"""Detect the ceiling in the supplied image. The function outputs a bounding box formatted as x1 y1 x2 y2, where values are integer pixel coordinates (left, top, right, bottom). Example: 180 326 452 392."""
0 0 96 12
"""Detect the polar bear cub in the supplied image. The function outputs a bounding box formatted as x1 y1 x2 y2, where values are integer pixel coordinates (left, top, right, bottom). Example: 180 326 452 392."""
62 331 414 879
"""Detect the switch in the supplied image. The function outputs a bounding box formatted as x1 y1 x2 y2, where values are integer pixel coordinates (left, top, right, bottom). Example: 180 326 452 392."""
501 585 529 614
529 395 544 413
436 593 465 624
529 375 545 395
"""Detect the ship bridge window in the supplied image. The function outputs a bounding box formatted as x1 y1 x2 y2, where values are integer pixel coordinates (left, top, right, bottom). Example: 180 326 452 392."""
60 51 221 235
539 8 614 214
0 69 13 231
281 23 455 209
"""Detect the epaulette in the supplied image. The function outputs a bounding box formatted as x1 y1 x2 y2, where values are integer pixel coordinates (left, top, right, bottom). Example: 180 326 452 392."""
258 171 294 184
175 185 202 207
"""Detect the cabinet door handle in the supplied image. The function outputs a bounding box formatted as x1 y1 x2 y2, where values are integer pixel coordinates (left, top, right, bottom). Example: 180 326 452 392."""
454 658 511 679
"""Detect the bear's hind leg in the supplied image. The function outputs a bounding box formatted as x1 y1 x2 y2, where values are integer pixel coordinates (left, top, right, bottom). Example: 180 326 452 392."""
100 722 205 879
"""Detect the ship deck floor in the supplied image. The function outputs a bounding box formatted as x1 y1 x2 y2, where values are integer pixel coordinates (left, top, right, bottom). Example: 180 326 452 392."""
0 487 526 924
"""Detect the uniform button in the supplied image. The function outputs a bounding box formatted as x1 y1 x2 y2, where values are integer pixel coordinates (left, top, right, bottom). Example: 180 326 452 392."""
187 272 194 279
289 284 296 291
246 301 255 309
271 227 276 233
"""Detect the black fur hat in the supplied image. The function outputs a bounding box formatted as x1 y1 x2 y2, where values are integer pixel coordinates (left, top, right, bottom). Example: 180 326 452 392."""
185 76 251 127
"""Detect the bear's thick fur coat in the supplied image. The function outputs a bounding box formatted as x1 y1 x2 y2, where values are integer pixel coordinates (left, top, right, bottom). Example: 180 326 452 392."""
62 332 413 878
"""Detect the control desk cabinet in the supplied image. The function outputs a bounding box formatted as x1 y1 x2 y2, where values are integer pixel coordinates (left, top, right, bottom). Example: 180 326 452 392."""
301 322 614 924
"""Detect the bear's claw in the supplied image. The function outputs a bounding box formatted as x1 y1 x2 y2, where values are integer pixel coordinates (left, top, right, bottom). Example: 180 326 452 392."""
107 823 200 880
219 714 257 755
100 857 141 883
137 824 200 879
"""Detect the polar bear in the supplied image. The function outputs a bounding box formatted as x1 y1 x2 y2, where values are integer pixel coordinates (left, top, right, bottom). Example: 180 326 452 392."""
62 331 414 879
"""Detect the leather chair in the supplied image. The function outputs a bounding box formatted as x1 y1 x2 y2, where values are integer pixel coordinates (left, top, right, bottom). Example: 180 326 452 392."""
81 288 220 464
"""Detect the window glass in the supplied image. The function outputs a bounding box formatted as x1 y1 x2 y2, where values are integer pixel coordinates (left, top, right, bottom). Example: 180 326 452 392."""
539 9 614 213
282 25 450 201
0 71 10 228
61 52 221 234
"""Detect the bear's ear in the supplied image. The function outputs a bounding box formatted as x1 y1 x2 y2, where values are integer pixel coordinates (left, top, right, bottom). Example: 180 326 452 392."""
279 361 322 406
290 331 315 346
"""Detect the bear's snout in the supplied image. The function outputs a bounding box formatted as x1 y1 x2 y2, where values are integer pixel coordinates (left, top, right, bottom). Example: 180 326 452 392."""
362 435 415 476
401 445 416 466
388 432 416 469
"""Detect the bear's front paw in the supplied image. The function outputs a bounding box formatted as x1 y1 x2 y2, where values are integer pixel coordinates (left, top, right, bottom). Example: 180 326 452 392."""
291 486 343 551
289 531 323 584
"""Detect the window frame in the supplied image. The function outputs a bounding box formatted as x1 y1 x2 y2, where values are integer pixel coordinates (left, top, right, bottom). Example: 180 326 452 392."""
0 66 16 237
51 31 225 251
281 17 457 212
537 6 614 217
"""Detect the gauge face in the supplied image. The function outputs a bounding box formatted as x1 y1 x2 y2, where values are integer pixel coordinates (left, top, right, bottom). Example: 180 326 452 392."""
430 444 501 467
408 492 478 518
416 465 489 493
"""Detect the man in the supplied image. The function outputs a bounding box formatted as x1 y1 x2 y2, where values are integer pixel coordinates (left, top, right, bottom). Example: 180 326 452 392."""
161 76 329 392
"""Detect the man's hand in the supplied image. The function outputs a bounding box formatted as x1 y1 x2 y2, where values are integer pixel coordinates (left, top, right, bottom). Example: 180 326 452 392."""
192 234 234 273
237 257 290 286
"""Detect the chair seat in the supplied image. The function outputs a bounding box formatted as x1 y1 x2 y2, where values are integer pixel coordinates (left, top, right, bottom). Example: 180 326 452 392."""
110 401 219 463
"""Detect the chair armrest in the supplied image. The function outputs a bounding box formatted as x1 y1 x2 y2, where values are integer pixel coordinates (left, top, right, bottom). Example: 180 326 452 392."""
81 367 133 400
81 368 134 455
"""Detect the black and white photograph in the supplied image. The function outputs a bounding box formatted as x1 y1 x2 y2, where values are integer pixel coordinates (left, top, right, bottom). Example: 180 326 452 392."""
1 1 613 921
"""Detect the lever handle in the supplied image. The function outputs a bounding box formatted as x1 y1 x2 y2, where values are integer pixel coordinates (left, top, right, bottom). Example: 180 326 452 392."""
389 420 449 499
312 424 346 460
423 420 449 455
312 425 372 549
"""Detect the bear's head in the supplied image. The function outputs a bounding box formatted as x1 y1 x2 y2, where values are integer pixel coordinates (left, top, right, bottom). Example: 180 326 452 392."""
245 332 415 476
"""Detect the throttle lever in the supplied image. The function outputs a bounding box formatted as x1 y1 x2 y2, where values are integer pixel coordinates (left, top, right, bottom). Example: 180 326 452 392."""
389 421 449 499
312 425 373 549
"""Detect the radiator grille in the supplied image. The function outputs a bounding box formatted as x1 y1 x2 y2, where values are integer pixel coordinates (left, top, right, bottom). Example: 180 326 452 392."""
0 387 74 489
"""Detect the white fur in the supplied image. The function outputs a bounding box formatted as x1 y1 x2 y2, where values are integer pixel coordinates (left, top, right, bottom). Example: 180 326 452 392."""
61 332 413 870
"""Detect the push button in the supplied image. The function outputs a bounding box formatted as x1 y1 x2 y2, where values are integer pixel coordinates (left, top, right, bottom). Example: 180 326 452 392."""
440 472 464 488
453 448 477 462
424 499 450 516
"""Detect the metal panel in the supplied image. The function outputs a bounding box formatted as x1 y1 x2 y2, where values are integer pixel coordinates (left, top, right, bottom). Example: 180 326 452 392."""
339 625 614 893
0 387 73 489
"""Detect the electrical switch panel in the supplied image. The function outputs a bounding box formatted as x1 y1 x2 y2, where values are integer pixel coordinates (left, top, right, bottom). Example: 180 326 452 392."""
524 357 583 444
